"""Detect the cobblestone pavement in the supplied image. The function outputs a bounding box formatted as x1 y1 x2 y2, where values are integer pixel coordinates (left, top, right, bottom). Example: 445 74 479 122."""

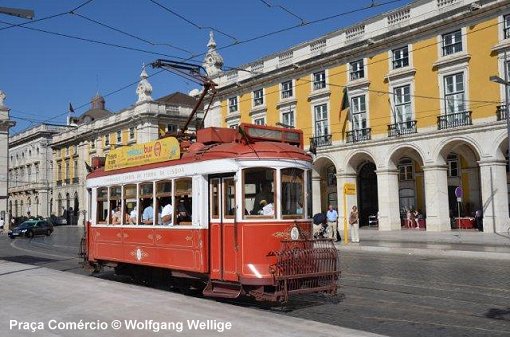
281 251 510 337
1 228 509 337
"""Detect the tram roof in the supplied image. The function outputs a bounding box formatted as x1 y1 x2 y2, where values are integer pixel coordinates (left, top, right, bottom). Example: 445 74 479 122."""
87 135 312 179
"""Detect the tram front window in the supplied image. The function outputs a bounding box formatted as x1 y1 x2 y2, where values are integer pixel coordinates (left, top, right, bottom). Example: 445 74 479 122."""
139 183 154 225
96 187 108 224
281 168 304 219
243 168 275 218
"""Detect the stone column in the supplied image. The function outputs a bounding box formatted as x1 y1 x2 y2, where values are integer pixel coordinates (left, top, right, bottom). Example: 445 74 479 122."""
423 165 450 231
375 169 401 231
311 173 322 215
0 92 15 230
336 173 357 235
478 160 509 233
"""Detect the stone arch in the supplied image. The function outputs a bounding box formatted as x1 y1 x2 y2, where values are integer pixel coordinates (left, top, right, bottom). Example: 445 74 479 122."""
387 145 427 224
436 138 482 221
344 151 378 226
312 155 338 213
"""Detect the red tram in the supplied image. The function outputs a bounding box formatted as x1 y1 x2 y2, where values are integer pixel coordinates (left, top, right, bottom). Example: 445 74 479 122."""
83 124 339 302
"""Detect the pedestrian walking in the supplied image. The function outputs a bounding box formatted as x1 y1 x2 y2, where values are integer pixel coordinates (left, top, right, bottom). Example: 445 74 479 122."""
0 217 4 231
349 205 360 243
326 204 339 241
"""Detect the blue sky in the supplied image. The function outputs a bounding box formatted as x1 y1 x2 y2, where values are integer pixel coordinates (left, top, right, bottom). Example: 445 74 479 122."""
1 0 412 134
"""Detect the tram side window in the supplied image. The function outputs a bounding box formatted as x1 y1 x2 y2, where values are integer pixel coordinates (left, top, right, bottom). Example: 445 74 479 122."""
224 178 236 218
139 183 154 225
156 180 173 226
96 187 108 224
243 168 275 218
110 186 122 224
210 179 220 220
124 184 137 225
281 168 304 219
175 178 192 225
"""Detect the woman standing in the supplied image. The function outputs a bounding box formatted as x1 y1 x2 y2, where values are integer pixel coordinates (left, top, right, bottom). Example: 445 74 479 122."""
349 205 360 243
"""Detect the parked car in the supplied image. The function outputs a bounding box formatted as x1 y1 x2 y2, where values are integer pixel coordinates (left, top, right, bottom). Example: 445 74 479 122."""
8 220 53 239
48 215 67 226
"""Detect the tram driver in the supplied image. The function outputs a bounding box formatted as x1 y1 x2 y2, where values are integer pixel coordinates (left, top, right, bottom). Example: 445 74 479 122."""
252 184 273 215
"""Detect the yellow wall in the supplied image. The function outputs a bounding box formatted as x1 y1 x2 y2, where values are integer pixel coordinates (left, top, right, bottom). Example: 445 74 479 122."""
368 53 391 136
217 15 504 141
468 18 500 119
265 84 279 126
413 37 440 128
295 74 312 140
328 65 346 142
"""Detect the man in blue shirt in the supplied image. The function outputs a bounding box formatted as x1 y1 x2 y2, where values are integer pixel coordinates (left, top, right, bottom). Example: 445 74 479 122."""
326 204 339 241
142 202 154 225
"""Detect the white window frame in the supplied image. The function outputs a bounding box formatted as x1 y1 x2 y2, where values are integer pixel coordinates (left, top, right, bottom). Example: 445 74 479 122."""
253 89 264 107
437 60 469 115
129 127 135 140
393 84 413 124
228 96 238 113
253 116 265 125
504 14 510 40
350 94 368 131
281 80 294 99
313 103 329 137
443 72 465 115
441 30 463 56
116 130 122 143
392 46 409 69
349 60 364 81
312 70 327 91
281 107 295 127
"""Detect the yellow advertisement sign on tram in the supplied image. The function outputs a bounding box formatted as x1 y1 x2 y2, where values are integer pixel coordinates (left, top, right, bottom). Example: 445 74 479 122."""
105 137 180 171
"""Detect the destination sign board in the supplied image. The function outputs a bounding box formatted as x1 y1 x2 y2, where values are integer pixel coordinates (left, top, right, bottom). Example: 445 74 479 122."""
105 137 180 171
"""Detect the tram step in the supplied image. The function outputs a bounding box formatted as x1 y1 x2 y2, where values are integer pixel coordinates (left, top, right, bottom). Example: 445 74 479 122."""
202 280 242 299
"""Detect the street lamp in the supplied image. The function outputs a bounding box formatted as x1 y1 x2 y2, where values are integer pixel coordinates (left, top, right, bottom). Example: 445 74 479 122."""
490 74 510 162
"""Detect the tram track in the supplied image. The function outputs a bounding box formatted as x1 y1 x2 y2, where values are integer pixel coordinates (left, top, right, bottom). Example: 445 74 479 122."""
2 232 509 337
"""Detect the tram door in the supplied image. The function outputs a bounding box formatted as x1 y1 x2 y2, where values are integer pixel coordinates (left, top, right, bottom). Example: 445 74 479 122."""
209 175 238 281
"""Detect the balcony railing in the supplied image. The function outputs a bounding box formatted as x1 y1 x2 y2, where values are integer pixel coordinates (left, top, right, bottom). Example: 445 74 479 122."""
437 111 472 130
387 120 417 137
346 128 371 143
309 134 332 148
497 105 507 121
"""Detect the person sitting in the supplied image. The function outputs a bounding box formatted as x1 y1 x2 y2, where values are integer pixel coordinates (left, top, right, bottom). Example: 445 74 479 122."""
129 206 137 224
252 184 273 215
160 200 173 226
142 202 154 225
258 200 274 216
112 206 122 225
176 198 191 224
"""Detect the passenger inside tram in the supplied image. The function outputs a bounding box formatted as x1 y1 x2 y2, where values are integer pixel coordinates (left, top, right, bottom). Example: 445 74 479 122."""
142 200 154 225
252 184 274 215
176 197 191 224
160 197 173 226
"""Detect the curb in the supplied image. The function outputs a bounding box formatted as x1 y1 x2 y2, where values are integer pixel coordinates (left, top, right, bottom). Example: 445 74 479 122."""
337 244 510 260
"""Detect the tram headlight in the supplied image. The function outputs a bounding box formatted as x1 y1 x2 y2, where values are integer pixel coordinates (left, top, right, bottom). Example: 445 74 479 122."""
290 226 300 240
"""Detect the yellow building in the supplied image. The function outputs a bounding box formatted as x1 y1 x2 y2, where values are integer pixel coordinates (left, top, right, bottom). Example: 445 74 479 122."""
205 0 510 233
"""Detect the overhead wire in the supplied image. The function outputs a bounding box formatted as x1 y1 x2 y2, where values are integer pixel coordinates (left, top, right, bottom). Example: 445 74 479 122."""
70 12 195 57
148 0 238 44
258 0 306 25
187 0 405 61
